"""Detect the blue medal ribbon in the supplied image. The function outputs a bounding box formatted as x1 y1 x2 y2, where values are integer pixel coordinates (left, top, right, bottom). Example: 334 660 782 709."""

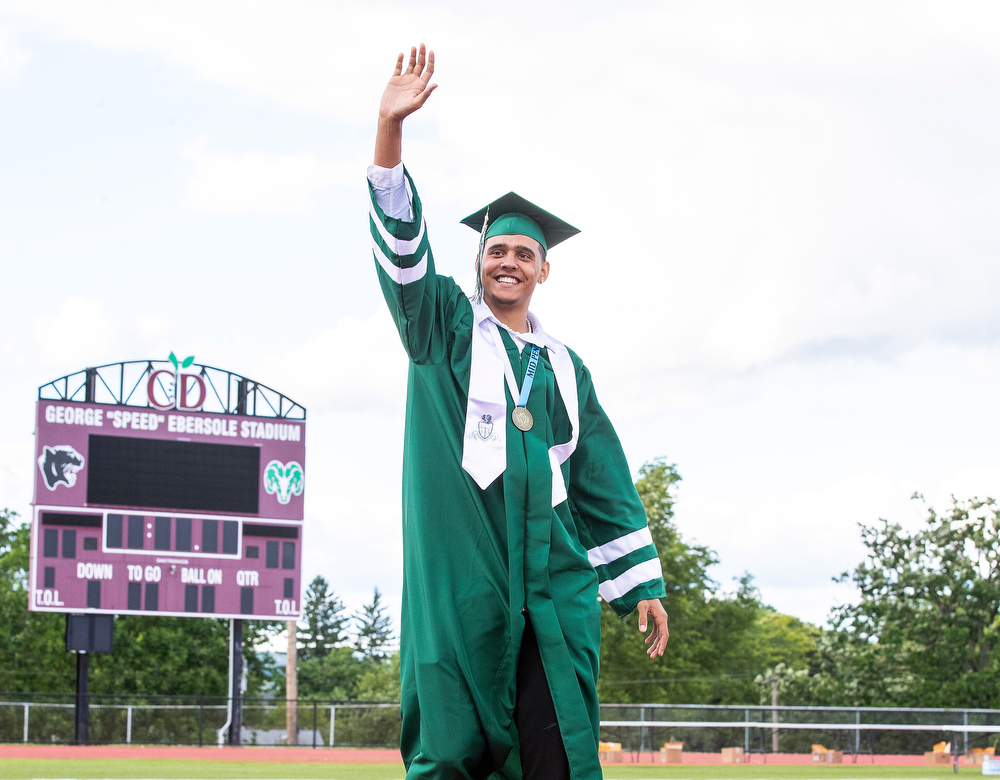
517 345 540 409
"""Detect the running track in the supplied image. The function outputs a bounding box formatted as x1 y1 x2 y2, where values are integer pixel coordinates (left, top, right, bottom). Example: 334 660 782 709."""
0 745 967 766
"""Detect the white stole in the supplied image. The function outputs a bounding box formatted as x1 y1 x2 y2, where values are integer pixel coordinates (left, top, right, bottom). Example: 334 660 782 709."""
461 300 579 506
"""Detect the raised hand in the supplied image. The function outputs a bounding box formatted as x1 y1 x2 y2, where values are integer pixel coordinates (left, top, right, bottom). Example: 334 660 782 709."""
374 44 437 167
380 44 437 122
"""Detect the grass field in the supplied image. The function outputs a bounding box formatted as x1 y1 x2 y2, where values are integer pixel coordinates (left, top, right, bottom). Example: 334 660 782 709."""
0 760 986 780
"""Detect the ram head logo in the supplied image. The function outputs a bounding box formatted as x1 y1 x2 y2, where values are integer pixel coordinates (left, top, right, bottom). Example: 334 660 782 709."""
38 445 85 490
263 460 304 505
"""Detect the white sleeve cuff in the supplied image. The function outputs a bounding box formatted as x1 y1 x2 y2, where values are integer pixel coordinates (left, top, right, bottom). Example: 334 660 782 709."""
366 162 413 221
367 161 405 189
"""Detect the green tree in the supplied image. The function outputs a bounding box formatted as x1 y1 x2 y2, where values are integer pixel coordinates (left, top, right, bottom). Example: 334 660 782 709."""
825 495 1000 708
85 615 276 697
291 576 360 699
598 460 766 704
92 616 229 695
337 652 403 748
299 575 349 661
355 652 402 701
746 610 821 674
762 495 1000 710
753 635 858 708
295 646 364 700
0 509 75 691
354 587 394 663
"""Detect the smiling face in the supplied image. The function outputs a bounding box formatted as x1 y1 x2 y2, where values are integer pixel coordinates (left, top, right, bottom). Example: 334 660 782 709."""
478 234 550 316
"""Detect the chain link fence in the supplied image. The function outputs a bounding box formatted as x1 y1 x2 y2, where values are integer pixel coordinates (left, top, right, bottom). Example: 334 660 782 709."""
598 704 1000 758
0 693 400 747
4 694 999 755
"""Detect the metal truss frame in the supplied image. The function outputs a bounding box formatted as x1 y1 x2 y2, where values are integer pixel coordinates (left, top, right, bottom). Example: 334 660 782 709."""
38 360 306 420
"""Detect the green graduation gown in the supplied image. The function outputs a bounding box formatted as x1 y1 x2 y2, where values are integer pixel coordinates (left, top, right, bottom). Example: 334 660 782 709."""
369 169 666 780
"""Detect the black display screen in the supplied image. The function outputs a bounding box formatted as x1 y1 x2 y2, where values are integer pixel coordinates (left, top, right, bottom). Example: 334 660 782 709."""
87 435 260 514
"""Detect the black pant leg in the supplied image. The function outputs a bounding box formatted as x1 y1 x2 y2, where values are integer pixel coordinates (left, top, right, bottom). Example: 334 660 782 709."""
515 618 571 780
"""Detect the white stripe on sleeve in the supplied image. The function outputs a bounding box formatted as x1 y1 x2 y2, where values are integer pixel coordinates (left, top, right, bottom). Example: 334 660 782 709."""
597 557 663 604
587 526 654 568
370 201 427 257
371 240 428 286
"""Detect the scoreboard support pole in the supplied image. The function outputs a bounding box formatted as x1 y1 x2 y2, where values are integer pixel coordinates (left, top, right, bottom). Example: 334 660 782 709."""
227 619 244 745
74 651 89 745
72 371 96 745
286 620 298 745
66 613 112 746
228 379 249 747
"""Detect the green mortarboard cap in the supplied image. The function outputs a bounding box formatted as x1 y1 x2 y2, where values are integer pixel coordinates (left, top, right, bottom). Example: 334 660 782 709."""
461 192 580 251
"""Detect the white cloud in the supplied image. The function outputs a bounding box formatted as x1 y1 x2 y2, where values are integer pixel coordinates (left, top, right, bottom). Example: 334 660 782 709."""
0 433 32 516
4 1 994 124
30 299 183 374
252 307 407 416
133 315 172 344
18 0 987 377
0 0 430 120
0 25 28 84
182 137 348 214
32 297 118 368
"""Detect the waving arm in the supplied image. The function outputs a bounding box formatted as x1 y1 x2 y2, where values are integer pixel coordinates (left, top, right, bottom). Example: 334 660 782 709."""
374 44 437 168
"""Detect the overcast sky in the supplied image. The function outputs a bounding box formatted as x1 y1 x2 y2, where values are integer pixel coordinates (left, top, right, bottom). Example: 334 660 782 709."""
2 1 999 638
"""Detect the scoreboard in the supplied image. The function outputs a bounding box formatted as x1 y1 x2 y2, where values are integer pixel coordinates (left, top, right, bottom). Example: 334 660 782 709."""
31 360 306 621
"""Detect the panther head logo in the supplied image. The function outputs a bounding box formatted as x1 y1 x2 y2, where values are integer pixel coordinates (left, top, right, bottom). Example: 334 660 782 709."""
38 445 86 490
263 460 304 505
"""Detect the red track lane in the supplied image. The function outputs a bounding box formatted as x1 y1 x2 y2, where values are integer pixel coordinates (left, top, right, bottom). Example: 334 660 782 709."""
0 745 403 763
0 745 975 767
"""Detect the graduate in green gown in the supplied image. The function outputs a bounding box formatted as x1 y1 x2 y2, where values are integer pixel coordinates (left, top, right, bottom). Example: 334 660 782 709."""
368 45 669 780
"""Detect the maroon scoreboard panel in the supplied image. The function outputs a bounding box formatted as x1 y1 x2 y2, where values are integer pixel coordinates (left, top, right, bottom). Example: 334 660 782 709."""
31 398 306 620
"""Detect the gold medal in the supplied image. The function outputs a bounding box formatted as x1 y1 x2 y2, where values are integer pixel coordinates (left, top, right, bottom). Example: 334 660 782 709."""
512 406 533 432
